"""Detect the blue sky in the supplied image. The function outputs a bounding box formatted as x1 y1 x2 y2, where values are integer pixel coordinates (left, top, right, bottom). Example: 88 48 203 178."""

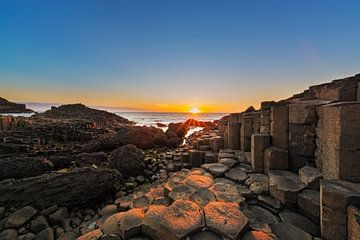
0 0 359 112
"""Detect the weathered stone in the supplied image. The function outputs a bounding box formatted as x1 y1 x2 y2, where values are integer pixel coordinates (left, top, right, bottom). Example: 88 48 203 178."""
289 101 321 125
0 207 5 219
225 167 248 183
258 195 282 212
251 134 271 173
204 152 216 163
218 152 236 159
130 196 152 211
271 105 289 150
299 166 322 190
237 163 253 173
348 205 360 240
320 179 360 240
101 208 145 237
109 144 145 178
78 229 103 240
271 223 312 240
35 227 54 240
245 174 269 194
152 197 170 206
204 201 249 240
321 102 360 182
205 163 229 177
48 207 69 226
288 124 316 172
30 216 49 234
189 230 222 240
279 210 319 236
168 184 196 202
189 188 216 207
268 170 305 206
5 206 37 228
142 200 205 240
263 147 288 174
243 205 279 230
236 185 256 199
100 234 121 240
219 158 238 168
241 116 253 152
189 150 202 167
298 190 320 224
210 182 243 203
185 174 214 188
163 174 186 196
97 205 118 228
242 231 277 240
228 122 241 150
115 194 135 211
0 229 18 240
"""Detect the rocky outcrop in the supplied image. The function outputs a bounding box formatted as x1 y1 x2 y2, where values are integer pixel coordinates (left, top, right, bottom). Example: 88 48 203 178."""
39 104 132 127
0 97 33 113
0 168 121 209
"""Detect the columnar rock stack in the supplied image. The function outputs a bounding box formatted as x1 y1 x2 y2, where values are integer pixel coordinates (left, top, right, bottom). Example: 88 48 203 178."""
227 122 241 150
288 100 326 172
240 115 253 152
321 102 360 183
270 105 288 150
206 73 360 240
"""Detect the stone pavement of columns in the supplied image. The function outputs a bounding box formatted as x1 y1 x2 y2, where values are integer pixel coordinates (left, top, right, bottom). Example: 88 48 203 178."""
77 130 324 240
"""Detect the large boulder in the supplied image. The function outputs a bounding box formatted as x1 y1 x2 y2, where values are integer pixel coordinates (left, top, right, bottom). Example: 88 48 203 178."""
109 144 145 178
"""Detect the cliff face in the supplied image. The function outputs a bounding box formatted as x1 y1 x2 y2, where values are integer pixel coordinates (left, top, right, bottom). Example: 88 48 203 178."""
0 97 33 113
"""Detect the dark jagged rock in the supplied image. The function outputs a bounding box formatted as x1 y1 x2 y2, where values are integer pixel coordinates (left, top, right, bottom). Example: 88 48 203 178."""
39 104 132 127
109 144 145 178
0 97 33 113
0 168 121 209
0 157 53 181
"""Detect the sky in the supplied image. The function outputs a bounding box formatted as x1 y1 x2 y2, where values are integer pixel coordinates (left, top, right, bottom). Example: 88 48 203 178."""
0 0 359 113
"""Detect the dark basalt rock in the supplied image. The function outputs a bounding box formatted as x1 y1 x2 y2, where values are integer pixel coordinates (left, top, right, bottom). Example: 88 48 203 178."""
109 144 145 178
0 167 121 209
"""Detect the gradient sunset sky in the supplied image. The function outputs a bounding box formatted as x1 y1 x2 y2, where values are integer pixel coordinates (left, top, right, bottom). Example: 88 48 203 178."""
1 1 359 112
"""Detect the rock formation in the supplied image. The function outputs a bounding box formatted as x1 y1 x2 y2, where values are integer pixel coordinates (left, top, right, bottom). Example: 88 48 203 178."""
1 73 360 239
0 97 33 113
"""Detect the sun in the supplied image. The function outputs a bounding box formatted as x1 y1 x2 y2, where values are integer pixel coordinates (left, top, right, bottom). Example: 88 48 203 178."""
189 107 201 114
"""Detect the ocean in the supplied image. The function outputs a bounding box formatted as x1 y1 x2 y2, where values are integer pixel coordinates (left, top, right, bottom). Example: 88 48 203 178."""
1 111 226 128
116 112 226 127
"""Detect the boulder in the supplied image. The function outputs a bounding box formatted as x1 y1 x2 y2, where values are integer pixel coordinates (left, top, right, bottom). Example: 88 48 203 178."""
5 206 37 228
109 144 144 178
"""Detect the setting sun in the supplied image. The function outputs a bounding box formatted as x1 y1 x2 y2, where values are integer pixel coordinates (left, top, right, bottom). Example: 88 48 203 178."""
189 107 201 114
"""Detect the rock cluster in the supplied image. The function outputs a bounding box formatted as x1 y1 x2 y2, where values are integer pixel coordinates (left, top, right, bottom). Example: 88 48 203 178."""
0 97 33 114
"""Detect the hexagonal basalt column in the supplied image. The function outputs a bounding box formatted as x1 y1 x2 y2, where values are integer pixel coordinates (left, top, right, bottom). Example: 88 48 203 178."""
321 102 360 182
268 170 305 206
204 201 249 239
320 179 360 240
228 122 241 150
142 200 205 240
251 134 271 173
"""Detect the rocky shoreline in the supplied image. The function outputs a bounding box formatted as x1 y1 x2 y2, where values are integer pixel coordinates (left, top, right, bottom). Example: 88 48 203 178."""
1 73 360 240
